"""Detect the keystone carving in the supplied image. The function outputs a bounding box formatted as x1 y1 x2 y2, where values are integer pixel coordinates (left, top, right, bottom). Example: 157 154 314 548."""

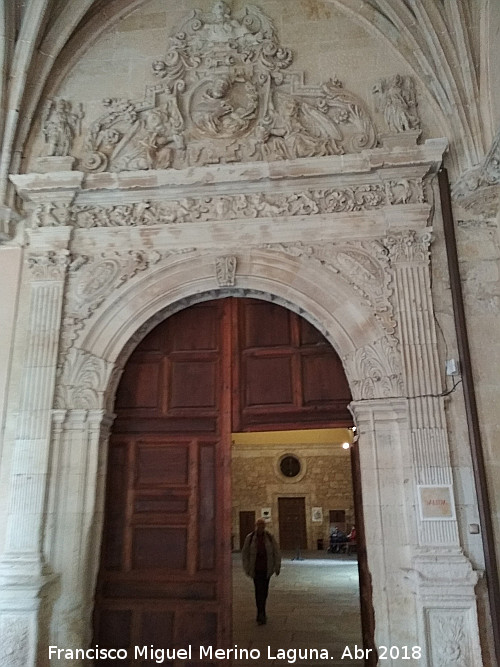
80 2 377 172
215 256 237 286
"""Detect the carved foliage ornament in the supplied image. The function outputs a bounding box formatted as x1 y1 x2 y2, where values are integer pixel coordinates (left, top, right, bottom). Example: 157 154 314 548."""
260 240 396 335
27 250 70 280
59 248 195 354
342 337 404 400
49 180 426 230
81 2 377 172
384 230 432 264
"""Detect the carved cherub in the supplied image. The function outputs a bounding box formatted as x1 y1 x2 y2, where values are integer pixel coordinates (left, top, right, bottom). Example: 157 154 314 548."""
41 98 84 157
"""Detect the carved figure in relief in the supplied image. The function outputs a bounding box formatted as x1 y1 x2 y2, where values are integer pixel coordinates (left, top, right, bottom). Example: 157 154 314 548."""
41 98 83 156
373 75 420 133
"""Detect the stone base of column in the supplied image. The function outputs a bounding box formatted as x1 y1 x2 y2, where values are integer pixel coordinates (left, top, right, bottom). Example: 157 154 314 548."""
0 572 58 667
410 553 483 666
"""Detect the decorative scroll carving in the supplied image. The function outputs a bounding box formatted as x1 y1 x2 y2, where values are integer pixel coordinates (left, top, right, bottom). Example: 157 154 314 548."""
215 256 237 286
452 126 500 218
27 250 70 280
81 2 377 172
384 230 432 264
0 616 30 667
373 75 420 134
66 179 425 229
60 248 195 354
260 240 396 334
55 348 111 410
41 98 84 157
342 337 404 400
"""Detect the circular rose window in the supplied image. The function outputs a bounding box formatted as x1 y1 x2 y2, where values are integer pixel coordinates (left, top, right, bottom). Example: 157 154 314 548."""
280 455 301 478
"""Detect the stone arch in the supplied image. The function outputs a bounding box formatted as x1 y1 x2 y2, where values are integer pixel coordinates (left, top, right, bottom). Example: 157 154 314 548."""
70 247 397 411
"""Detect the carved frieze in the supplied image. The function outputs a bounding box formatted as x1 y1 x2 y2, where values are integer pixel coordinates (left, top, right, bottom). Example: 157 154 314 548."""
62 180 425 229
260 240 396 335
26 250 70 280
79 2 377 173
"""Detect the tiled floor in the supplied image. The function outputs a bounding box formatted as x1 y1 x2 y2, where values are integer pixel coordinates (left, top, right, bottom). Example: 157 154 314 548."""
232 551 364 666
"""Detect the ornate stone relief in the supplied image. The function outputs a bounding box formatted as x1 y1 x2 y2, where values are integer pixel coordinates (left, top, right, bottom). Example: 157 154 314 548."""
79 2 377 173
41 98 84 157
452 126 500 218
260 240 396 335
384 229 432 264
427 611 470 667
54 348 111 410
59 248 194 354
26 250 70 280
215 256 237 286
373 74 421 134
48 179 426 230
342 337 404 400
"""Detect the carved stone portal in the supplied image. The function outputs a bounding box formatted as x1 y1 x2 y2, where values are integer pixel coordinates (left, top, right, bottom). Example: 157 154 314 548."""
80 2 378 172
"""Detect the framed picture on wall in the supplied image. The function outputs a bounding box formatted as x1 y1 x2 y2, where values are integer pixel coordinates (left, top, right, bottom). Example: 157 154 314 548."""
312 507 323 522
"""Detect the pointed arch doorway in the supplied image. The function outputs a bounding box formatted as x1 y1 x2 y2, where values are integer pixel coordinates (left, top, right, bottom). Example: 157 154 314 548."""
93 296 374 660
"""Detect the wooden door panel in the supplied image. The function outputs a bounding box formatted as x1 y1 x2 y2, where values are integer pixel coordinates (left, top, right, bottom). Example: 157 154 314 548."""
234 298 352 431
278 497 307 550
95 301 230 662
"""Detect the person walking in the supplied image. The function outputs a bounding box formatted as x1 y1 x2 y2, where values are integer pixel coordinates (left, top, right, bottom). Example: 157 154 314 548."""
241 518 281 625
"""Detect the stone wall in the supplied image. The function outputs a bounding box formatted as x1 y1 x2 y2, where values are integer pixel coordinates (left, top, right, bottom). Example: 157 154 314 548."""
232 435 354 550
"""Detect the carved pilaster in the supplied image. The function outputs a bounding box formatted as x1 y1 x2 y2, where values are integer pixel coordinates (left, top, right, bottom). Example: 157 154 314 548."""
0 241 70 666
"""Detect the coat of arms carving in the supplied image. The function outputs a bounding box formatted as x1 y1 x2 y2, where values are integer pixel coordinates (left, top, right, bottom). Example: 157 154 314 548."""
81 1 377 172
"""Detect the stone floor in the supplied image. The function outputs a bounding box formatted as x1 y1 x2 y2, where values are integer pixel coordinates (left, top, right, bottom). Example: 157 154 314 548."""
231 551 364 667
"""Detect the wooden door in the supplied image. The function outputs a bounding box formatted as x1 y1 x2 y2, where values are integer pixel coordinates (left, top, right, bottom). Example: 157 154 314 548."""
94 301 231 664
278 497 307 550
239 511 255 549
